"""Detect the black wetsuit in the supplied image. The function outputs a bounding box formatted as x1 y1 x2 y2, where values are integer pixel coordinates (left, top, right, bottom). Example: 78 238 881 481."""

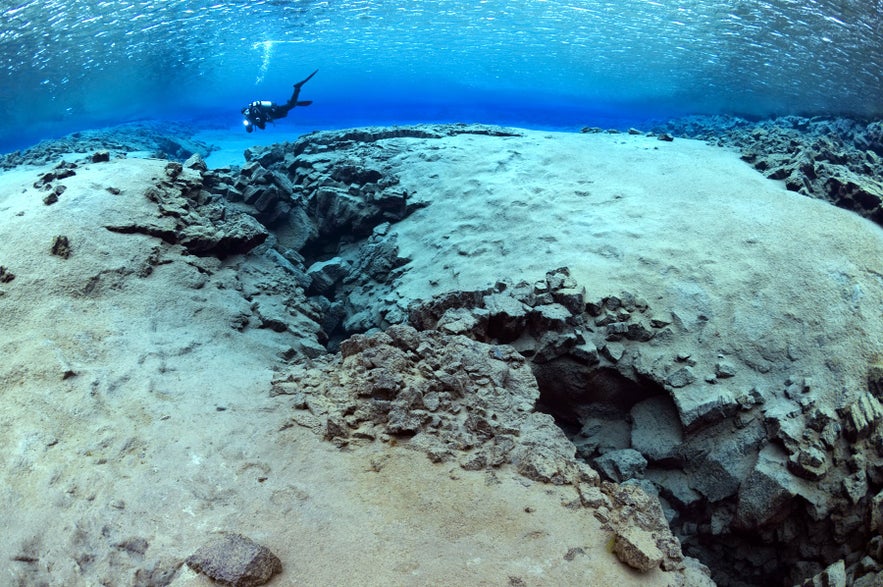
242 69 317 132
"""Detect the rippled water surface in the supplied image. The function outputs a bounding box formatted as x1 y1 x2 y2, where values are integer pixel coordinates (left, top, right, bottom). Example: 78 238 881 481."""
1 1 881 149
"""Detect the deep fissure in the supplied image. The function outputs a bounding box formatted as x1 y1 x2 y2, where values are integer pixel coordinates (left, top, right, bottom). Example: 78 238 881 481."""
199 127 883 587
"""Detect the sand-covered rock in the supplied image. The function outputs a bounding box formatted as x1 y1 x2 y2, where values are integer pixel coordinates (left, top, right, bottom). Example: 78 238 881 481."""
0 121 216 169
0 127 706 587
657 114 883 225
6 122 883 586
186 533 282 587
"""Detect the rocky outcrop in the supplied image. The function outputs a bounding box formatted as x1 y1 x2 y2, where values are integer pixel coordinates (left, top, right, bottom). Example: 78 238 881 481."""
271 322 693 576
401 266 883 587
0 121 215 169
656 115 883 226
103 160 268 257
195 125 523 348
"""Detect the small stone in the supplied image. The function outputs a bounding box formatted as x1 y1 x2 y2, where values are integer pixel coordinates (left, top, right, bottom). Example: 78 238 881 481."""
715 361 737 378
803 560 846 587
665 367 696 388
593 449 647 482
91 150 110 163
649 314 672 328
186 533 282 587
306 257 350 295
571 341 600 365
0 266 14 283
601 342 625 362
612 526 663 572
50 235 72 259
184 153 208 171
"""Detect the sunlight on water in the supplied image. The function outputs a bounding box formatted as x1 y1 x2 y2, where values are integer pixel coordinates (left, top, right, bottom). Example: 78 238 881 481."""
0 0 881 148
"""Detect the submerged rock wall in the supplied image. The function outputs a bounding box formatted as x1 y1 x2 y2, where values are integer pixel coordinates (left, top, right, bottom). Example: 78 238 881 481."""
399 266 883 587
270 322 710 582
198 124 523 349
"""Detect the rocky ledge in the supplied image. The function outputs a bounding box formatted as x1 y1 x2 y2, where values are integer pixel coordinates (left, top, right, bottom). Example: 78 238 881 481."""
656 114 883 226
0 121 216 170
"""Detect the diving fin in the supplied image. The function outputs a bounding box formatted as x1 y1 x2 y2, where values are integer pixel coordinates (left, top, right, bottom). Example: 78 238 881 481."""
295 100 313 107
294 69 318 89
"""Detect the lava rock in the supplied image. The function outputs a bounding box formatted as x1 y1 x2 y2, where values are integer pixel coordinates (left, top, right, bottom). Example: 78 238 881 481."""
630 396 684 463
671 386 738 432
734 443 797 528
306 257 350 295
612 526 663 572
50 235 72 259
843 392 883 441
186 533 283 587
594 449 648 482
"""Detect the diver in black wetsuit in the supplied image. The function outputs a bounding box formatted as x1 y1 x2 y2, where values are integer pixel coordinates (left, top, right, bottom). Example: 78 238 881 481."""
241 69 317 133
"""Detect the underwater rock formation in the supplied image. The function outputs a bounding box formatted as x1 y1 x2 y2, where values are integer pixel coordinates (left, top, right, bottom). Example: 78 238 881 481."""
658 114 883 226
0 121 215 170
392 266 883 587
5 122 883 586
270 321 696 577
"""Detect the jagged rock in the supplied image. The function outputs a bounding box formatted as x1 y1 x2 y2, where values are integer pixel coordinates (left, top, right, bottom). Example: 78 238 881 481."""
843 392 883 441
186 533 282 587
689 436 756 502
868 363 883 398
528 303 573 334
177 213 269 257
91 150 110 163
436 307 486 337
671 386 739 432
484 292 529 342
870 490 883 534
50 235 72 259
602 482 684 571
279 324 550 474
800 559 846 587
552 286 586 315
104 163 269 257
594 449 647 482
306 257 349 295
734 443 796 528
613 526 663 572
787 444 830 481
714 361 737 378
345 230 409 284
533 331 579 363
630 396 684 463
665 367 696 389
0 265 15 283
183 153 207 172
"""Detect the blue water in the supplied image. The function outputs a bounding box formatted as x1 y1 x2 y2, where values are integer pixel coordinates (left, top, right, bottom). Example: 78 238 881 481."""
2 0 882 153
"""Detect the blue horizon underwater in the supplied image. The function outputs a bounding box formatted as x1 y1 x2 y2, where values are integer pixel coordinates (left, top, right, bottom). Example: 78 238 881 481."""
2 0 883 153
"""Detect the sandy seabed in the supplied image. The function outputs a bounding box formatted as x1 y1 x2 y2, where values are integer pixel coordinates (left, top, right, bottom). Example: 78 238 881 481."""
2 127 883 586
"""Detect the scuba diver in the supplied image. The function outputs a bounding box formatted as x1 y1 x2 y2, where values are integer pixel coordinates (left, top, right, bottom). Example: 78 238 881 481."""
241 69 317 133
